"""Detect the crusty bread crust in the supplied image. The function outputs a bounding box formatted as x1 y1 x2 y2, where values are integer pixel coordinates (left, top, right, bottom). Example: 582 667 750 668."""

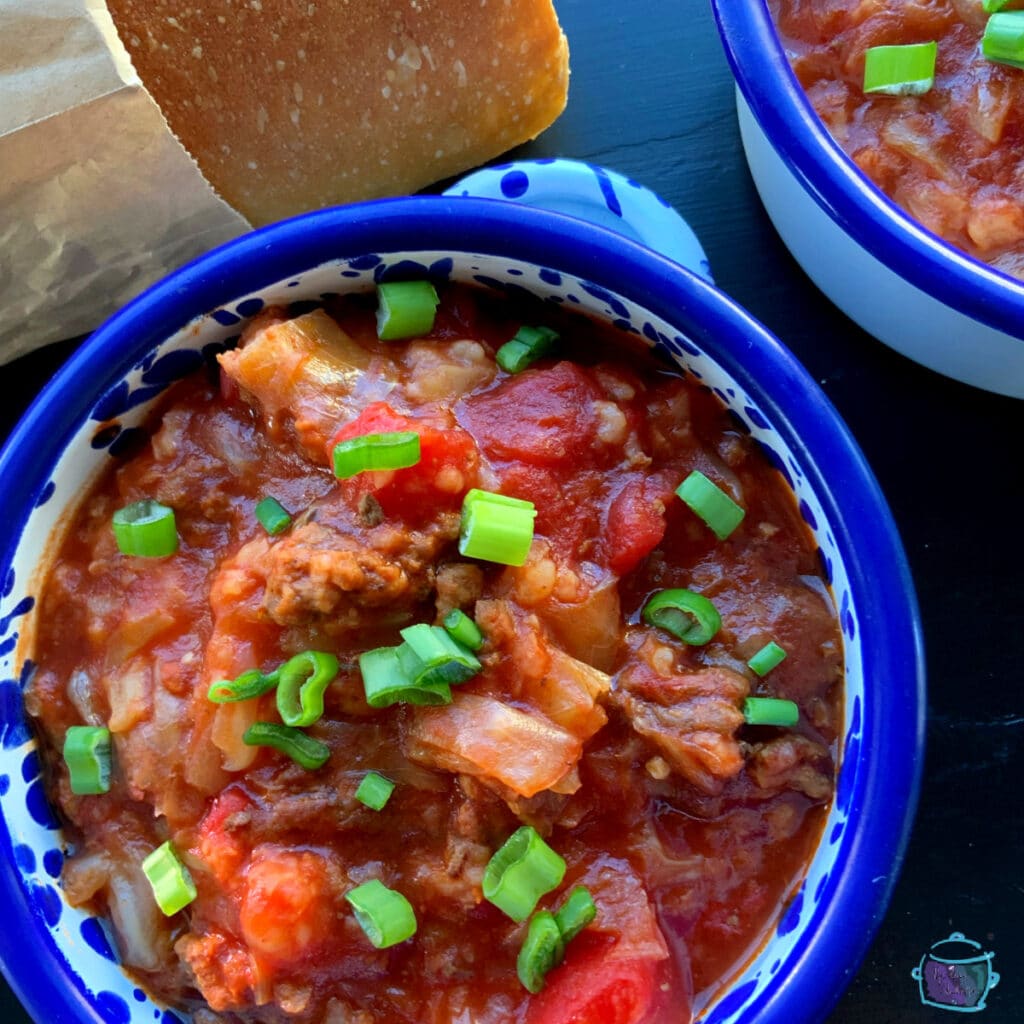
105 0 569 225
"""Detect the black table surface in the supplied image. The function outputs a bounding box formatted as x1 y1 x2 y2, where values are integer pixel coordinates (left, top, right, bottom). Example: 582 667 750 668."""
2 1 1021 1022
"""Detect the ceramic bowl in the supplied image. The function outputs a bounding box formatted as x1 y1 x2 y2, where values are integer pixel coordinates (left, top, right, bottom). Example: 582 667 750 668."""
710 0 1024 398
0 186 924 1024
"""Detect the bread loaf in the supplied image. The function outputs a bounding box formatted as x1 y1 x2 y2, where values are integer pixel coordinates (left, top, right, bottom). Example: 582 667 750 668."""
105 0 570 225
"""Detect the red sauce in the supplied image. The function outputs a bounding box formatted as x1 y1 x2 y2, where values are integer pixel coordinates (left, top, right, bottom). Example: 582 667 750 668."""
26 285 842 1024
771 0 1024 276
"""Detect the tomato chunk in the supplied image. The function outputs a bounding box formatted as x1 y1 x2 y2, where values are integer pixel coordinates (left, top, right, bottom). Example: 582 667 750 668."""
457 362 602 467
328 402 478 516
239 846 336 965
195 785 254 886
603 473 675 576
527 933 661 1024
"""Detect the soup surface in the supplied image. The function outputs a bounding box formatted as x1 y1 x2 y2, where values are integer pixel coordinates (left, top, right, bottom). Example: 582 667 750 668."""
27 285 842 1024
771 0 1024 277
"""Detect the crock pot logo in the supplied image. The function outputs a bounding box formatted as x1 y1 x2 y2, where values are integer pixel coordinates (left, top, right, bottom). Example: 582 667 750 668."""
911 932 1000 1012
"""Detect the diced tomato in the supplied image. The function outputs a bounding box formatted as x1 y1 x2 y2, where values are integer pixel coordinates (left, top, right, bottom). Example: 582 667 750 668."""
603 473 676 576
328 402 479 516
239 846 336 965
195 785 254 886
527 933 661 1024
457 362 603 468
496 460 605 564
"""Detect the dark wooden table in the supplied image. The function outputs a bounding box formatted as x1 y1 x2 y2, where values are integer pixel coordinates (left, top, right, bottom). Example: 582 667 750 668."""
1 1 1020 1021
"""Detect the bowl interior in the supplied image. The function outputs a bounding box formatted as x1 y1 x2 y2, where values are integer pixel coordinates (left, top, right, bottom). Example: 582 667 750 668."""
0 200 923 1024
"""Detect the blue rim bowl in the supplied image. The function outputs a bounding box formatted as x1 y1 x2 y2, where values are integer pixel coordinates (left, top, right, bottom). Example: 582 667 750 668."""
0 196 924 1024
710 0 1024 393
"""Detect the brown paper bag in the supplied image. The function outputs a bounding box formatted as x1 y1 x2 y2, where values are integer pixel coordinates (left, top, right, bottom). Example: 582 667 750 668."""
0 0 249 363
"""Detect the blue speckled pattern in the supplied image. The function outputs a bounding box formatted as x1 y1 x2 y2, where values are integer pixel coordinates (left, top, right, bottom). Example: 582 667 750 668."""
446 159 714 283
0 196 922 1024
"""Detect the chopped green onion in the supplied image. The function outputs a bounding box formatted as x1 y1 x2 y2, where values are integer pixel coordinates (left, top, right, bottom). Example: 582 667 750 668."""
63 725 112 795
553 886 597 943
254 496 292 535
496 325 560 374
863 41 938 95
483 826 566 922
642 588 721 646
747 641 787 677
112 499 178 557
516 887 598 994
517 910 565 994
442 608 485 651
983 0 1013 14
207 667 279 704
243 722 330 770
275 650 340 727
743 697 800 728
459 488 536 567
345 879 418 948
355 771 395 810
983 12 1024 69
332 431 421 479
376 281 439 340
675 470 745 540
399 623 481 687
358 645 453 708
141 841 197 916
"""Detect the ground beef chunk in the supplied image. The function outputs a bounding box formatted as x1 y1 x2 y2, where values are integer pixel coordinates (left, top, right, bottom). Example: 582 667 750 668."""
615 654 749 796
264 522 421 622
176 932 255 1013
263 514 459 630
748 734 833 801
434 562 485 619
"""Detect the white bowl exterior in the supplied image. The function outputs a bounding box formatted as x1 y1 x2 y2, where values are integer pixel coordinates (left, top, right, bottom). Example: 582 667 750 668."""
0 250 862 1024
736 90 1024 399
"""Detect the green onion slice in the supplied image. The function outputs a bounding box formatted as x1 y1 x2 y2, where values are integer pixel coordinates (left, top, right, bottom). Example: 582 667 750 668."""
399 623 481 687
743 696 800 728
496 325 560 374
983 0 1012 10
863 41 938 95
141 841 197 916
642 588 721 646
332 431 421 480
483 826 566 923
358 645 453 708
982 12 1024 69
63 725 112 795
553 886 597 943
376 281 440 341
345 878 418 948
275 650 340 728
517 910 565 994
255 496 292 535
355 771 395 811
459 488 537 567
442 608 485 651
243 722 330 770
395 642 463 691
207 667 280 704
675 470 745 540
112 499 178 557
747 640 787 677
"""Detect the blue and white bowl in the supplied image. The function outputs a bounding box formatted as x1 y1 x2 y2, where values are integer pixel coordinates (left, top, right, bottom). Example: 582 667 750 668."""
0 187 924 1023
710 0 1024 398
